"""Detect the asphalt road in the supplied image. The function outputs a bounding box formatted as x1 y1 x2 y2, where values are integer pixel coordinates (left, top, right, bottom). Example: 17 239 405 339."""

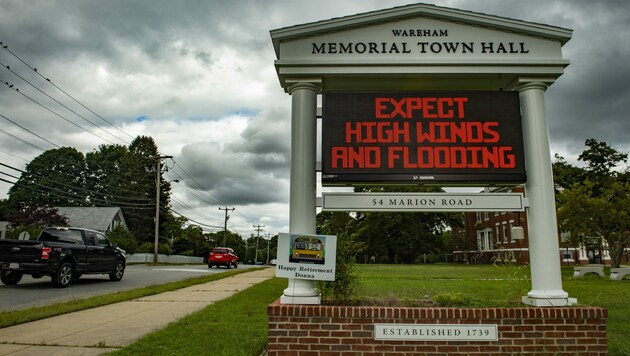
0 263 260 312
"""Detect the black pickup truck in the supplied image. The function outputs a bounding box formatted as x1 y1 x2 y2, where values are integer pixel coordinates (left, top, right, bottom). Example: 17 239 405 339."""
0 227 126 288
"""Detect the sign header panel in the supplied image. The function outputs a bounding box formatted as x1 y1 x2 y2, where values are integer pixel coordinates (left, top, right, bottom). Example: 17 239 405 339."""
322 192 525 212
322 91 525 185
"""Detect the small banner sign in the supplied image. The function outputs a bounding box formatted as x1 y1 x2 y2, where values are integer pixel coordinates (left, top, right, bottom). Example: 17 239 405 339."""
276 233 337 281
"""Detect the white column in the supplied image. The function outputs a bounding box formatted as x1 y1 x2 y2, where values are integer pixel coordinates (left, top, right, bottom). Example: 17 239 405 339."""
281 80 321 304
516 81 576 306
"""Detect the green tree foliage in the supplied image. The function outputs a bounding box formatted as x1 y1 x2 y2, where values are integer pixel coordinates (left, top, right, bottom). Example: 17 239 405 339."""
85 144 131 206
578 138 628 179
8 147 87 210
316 211 364 304
555 139 630 267
5 137 176 246
171 224 211 257
8 205 68 228
0 199 10 220
106 225 138 254
352 186 463 264
122 136 172 245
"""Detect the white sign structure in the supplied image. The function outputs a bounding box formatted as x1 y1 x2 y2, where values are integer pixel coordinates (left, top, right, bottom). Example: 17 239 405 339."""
271 3 575 306
322 192 525 212
276 233 337 282
374 324 498 341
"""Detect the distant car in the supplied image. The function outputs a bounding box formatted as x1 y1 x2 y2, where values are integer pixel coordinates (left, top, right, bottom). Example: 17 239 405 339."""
207 247 238 269
269 259 277 265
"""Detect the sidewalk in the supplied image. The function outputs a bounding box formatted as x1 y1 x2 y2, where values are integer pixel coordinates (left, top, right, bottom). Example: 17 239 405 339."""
0 267 276 355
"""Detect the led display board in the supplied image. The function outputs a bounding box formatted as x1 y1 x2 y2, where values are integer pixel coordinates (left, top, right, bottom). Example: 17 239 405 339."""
322 91 525 185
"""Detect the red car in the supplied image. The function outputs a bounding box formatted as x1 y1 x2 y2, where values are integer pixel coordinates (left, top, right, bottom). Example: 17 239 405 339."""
207 247 238 269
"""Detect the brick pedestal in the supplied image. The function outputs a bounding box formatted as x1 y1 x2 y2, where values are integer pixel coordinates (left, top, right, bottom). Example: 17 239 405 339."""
268 300 607 355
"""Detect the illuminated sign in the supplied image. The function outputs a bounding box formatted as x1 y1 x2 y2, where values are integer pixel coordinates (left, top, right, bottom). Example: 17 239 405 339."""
322 91 525 185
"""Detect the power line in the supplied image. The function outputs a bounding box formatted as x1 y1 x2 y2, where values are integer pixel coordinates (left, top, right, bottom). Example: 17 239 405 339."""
0 40 135 141
1 161 152 204
0 61 129 145
171 163 229 206
0 127 47 151
1 79 119 145
0 174 153 208
0 113 60 149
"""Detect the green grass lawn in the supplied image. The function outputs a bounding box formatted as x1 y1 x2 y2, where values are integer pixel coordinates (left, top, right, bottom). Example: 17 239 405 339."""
355 264 630 355
109 263 629 355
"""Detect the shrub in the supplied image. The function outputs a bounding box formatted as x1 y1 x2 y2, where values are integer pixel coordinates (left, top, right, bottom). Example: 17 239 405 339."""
433 292 472 306
106 226 137 254
136 242 173 255
317 232 361 304
5 226 42 240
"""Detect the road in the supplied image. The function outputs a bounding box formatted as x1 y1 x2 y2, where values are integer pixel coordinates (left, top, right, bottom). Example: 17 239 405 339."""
0 264 260 312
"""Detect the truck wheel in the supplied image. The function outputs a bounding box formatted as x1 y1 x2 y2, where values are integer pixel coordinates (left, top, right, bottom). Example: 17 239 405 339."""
52 262 73 288
109 260 125 281
233 262 238 268
1 270 23 285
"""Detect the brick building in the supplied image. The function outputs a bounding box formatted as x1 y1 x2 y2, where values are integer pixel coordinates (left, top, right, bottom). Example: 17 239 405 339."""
452 186 617 266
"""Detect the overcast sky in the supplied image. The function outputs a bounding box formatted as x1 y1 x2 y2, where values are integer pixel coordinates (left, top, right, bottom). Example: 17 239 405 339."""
0 0 628 237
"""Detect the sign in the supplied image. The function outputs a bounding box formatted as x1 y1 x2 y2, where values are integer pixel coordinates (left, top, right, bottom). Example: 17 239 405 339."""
374 323 498 341
276 233 337 281
322 192 525 212
322 91 525 185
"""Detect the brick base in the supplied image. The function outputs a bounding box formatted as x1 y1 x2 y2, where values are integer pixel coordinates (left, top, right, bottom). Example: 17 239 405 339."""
268 300 607 355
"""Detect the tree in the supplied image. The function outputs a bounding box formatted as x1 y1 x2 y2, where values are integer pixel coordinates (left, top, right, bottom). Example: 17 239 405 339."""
85 144 132 206
0 199 10 221
578 138 628 179
121 136 172 245
8 205 68 228
555 139 630 267
106 225 137 254
8 147 87 210
351 185 463 263
558 181 630 267
171 224 211 257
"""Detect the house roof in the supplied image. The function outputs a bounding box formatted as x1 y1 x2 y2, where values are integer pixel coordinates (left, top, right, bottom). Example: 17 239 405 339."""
55 207 127 232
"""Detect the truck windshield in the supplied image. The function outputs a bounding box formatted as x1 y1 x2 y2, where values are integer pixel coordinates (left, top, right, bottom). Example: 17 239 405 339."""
38 229 83 244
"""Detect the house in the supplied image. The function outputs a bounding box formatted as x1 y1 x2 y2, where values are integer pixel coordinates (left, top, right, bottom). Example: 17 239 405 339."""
55 207 127 233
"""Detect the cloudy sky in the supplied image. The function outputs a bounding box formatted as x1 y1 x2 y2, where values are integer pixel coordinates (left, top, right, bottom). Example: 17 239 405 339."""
0 0 628 237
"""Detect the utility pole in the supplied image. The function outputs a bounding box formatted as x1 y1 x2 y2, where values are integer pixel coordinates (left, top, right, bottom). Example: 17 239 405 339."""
253 224 265 264
154 155 173 264
219 207 235 246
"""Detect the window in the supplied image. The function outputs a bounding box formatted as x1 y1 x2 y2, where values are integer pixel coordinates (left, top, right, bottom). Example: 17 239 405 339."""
502 223 508 243
85 231 96 246
95 233 110 247
495 224 501 243
39 228 83 245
